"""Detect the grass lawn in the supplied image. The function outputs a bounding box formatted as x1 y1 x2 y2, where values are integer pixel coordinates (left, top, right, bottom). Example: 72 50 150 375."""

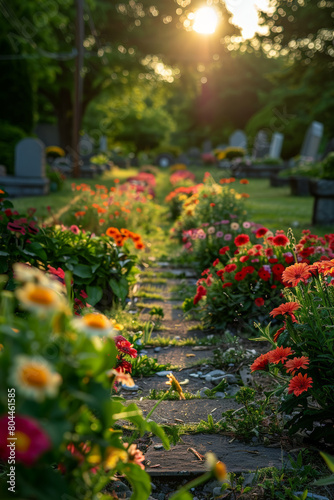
6 166 334 240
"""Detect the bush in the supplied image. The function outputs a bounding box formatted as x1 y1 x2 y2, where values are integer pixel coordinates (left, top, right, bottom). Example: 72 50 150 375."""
252 258 334 442
0 121 26 175
190 228 334 330
321 152 334 180
0 267 169 499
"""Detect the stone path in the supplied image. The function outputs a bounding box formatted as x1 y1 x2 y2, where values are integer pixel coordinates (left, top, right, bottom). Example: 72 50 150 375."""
120 264 292 496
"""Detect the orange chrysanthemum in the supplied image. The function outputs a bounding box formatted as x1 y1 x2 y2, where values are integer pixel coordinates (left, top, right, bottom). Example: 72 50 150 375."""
282 263 311 286
267 346 294 365
250 353 270 372
288 373 313 396
239 179 249 184
285 356 309 375
270 302 300 318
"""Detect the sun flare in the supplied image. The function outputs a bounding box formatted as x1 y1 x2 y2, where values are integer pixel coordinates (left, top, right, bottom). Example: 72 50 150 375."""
193 7 218 35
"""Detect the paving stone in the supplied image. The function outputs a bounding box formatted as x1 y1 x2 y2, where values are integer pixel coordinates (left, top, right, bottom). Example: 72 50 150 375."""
128 399 241 424
145 346 215 369
145 434 288 476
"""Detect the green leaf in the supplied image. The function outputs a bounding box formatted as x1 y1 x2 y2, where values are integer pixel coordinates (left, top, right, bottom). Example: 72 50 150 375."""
169 490 193 500
86 285 103 306
109 277 129 302
320 452 334 473
120 463 151 500
313 475 334 486
147 421 170 450
72 264 92 278
23 242 47 260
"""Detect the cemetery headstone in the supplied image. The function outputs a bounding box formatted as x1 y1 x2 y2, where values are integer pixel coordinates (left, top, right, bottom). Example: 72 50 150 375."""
202 139 212 153
229 130 247 149
0 165 6 177
0 138 49 196
300 121 324 160
269 133 284 159
99 135 108 152
253 130 270 159
53 157 73 176
155 153 175 168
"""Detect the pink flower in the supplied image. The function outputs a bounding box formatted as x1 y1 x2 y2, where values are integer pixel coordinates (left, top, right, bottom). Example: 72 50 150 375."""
216 231 223 238
7 222 26 235
224 234 232 241
0 415 51 466
69 225 80 235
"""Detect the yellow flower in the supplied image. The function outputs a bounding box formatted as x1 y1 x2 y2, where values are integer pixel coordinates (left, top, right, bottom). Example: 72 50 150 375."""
111 319 124 331
104 446 128 470
72 312 115 337
206 453 227 481
166 373 185 400
16 282 65 314
10 355 62 401
45 146 65 156
107 369 135 387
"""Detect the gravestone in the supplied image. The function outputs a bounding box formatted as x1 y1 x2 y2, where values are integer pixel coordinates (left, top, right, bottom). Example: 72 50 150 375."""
229 130 247 149
79 133 94 156
176 153 190 166
253 130 270 158
300 121 324 160
99 135 108 152
155 153 175 168
0 165 6 177
53 157 73 176
0 138 49 196
202 139 212 153
269 133 284 159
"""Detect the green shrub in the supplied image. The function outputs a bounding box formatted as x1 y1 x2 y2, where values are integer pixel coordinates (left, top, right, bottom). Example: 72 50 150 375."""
0 121 26 175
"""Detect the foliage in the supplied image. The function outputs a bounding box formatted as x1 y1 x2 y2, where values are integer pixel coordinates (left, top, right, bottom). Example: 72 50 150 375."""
253 259 334 441
0 122 26 175
217 147 246 161
130 355 171 378
0 192 138 308
0 268 169 500
190 228 334 329
46 166 65 192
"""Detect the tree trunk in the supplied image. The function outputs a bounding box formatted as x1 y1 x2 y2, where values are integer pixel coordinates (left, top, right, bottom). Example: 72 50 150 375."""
55 88 74 154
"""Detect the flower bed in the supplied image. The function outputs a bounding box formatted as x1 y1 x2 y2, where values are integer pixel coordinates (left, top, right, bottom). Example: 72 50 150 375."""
252 259 334 441
189 228 334 330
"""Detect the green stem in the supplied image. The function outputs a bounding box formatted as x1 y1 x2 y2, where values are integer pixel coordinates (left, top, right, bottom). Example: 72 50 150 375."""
145 387 172 421
170 472 213 499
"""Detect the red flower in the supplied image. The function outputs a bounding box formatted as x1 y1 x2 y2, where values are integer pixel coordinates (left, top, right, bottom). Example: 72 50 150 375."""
213 258 220 267
216 269 224 277
234 234 250 247
222 282 233 288
80 290 88 299
115 335 138 358
273 234 289 246
210 203 215 207
272 263 285 277
250 353 270 372
282 263 312 286
235 271 246 281
256 227 269 238
116 359 132 373
270 302 300 320
269 258 278 264
4 208 12 217
258 269 271 281
219 246 229 255
240 255 249 263
265 248 274 257
244 266 255 274
225 264 237 273
288 373 313 396
285 356 309 375
254 297 264 307
7 222 25 235
267 346 294 364
273 322 286 342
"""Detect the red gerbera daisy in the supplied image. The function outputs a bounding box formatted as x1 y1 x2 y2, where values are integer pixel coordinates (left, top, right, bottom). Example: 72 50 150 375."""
250 353 270 372
255 227 269 238
254 297 265 307
282 263 312 286
222 282 233 288
219 246 230 255
273 322 286 342
235 271 246 281
267 346 294 364
285 356 309 375
225 264 237 273
234 234 250 247
273 234 290 247
288 373 313 396
270 302 300 318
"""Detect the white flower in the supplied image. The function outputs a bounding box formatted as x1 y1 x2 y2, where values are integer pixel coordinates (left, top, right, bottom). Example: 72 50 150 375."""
16 282 65 314
10 355 62 402
72 312 115 337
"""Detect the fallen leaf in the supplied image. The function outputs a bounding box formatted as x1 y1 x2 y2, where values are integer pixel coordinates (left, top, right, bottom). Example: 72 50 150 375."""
186 353 196 357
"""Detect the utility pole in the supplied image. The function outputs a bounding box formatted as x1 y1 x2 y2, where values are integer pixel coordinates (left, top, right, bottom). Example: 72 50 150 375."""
72 0 84 178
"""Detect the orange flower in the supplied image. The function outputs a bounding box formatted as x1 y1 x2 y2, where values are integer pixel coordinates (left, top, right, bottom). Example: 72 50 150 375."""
282 263 311 286
267 346 294 365
285 356 309 375
270 302 300 319
288 373 313 396
106 227 120 237
74 211 86 218
241 193 250 198
240 179 249 184
135 242 145 250
114 179 120 184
